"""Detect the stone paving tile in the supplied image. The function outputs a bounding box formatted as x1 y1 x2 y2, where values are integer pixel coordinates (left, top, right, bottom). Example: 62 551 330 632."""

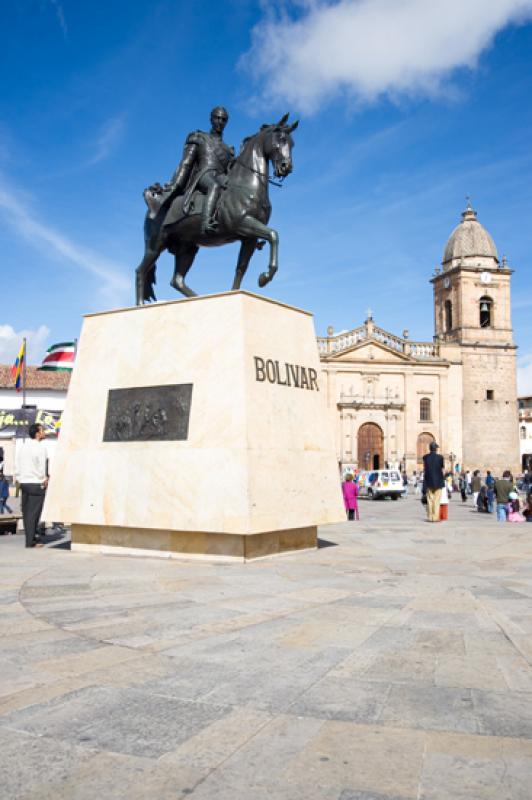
0 727 98 800
434 654 509 691
339 792 415 800
472 688 532 738
159 706 274 769
188 646 353 711
378 685 480 734
0 676 95 716
182 713 333 800
420 731 532 800
2 685 232 758
496 654 532 692
336 594 413 609
16 751 201 800
280 721 426 799
289 677 391 723
1 630 109 664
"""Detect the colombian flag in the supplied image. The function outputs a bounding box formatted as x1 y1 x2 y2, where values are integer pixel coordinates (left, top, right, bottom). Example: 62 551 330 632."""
11 341 25 392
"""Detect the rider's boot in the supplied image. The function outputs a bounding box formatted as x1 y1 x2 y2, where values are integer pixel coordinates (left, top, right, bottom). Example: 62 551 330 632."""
201 185 220 234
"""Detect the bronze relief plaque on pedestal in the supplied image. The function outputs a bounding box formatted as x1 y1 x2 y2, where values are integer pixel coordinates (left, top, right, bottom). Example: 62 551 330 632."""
103 384 192 442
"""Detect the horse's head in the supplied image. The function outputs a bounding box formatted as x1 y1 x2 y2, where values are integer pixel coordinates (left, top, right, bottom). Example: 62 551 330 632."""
262 113 299 178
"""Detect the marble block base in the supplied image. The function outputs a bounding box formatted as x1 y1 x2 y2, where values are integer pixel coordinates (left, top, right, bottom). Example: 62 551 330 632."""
71 524 317 562
43 290 344 560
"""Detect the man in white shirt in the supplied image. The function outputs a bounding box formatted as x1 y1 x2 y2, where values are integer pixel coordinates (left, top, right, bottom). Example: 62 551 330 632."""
15 423 48 548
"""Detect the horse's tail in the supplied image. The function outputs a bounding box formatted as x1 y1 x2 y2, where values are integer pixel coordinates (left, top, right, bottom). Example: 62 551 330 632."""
136 212 165 305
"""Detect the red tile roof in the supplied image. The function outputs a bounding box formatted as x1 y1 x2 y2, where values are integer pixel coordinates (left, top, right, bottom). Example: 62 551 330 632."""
0 365 71 390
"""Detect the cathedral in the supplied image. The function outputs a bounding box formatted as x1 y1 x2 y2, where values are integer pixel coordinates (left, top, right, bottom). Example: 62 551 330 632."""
319 203 520 476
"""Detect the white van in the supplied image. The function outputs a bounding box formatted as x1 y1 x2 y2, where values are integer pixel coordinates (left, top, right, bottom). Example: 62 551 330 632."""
358 470 404 500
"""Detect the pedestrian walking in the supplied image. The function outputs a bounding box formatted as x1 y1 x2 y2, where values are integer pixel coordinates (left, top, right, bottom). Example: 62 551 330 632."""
342 473 359 521
14 423 48 548
471 470 482 507
458 472 468 502
0 473 13 514
485 474 495 513
476 486 489 512
494 470 514 522
523 491 532 522
402 471 409 496
423 441 445 523
466 470 472 495
445 472 453 500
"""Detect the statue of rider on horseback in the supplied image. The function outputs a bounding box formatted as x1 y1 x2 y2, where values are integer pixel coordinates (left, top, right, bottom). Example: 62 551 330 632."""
144 106 234 235
136 108 298 305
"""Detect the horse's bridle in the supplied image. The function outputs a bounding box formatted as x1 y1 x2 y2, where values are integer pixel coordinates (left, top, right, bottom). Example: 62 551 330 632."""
231 156 286 188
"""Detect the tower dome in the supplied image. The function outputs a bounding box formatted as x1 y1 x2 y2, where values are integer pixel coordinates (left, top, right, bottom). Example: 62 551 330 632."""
442 203 498 269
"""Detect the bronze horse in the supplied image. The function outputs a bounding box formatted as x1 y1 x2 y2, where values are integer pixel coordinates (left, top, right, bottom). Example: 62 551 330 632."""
135 114 298 304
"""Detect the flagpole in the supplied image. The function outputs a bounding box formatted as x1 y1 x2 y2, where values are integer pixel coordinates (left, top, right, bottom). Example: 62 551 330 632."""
21 337 27 441
22 337 27 409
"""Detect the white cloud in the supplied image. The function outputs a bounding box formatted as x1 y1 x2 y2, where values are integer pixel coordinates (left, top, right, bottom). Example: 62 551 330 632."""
49 0 68 39
0 177 130 301
242 0 532 112
87 115 126 166
0 324 50 365
518 353 532 397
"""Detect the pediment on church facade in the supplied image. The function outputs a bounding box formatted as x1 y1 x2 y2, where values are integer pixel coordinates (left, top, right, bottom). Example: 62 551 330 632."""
329 337 413 363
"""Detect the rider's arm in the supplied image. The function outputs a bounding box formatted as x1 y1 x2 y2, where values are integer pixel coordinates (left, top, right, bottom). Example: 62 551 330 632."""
167 135 198 191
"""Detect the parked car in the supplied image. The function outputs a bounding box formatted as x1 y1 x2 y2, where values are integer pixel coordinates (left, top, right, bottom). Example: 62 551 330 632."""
358 470 404 500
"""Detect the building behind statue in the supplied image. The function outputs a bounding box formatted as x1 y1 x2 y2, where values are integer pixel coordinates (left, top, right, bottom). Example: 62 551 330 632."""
319 203 520 476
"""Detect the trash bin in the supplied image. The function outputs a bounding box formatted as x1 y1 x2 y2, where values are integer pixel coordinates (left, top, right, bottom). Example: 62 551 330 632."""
439 504 448 521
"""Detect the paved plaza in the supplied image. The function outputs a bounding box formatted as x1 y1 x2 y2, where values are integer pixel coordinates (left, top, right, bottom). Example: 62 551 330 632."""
1 495 532 799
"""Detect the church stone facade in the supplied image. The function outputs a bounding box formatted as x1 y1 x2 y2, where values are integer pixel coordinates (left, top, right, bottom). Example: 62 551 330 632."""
319 204 520 476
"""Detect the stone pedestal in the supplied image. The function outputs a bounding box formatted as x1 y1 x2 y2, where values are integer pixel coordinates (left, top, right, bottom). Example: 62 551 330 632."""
43 291 344 561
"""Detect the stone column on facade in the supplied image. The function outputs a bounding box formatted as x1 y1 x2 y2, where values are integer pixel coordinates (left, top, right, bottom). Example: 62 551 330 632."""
345 411 353 464
404 370 414 471
339 408 345 465
384 410 390 467
438 372 447 465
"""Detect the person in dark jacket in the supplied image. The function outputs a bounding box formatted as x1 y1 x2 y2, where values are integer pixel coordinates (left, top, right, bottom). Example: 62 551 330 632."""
423 442 445 522
494 470 514 522
0 473 12 514
458 472 468 502
471 470 482 507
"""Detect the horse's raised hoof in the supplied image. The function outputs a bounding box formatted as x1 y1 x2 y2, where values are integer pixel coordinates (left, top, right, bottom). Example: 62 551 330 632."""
258 272 270 288
170 278 198 298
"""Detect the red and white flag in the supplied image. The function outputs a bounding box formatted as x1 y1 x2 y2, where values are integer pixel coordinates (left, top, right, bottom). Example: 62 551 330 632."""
39 342 76 372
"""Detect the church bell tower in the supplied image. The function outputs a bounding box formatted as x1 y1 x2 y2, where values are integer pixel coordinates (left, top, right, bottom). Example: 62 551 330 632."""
432 203 519 474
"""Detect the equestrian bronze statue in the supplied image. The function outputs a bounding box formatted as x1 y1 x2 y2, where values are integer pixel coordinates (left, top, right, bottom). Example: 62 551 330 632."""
136 109 298 304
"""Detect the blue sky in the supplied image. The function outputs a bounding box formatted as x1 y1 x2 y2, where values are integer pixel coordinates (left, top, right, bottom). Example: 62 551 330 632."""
1 0 531 391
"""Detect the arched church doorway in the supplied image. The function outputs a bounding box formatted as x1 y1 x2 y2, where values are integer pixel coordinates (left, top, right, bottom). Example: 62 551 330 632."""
417 432 435 469
357 423 384 471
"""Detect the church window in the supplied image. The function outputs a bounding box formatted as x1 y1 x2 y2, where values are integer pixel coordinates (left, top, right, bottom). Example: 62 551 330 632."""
444 300 452 331
479 296 493 328
420 397 431 421
521 426 527 439
486 389 494 400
